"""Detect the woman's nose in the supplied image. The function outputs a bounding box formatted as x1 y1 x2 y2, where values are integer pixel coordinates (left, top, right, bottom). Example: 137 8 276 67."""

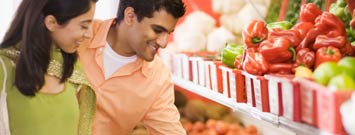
83 26 93 39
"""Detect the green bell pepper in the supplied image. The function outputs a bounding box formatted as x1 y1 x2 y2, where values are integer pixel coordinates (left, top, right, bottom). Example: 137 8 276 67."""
221 43 244 68
267 21 293 31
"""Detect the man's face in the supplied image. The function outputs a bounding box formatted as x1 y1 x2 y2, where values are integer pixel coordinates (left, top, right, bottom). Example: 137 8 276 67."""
128 10 178 62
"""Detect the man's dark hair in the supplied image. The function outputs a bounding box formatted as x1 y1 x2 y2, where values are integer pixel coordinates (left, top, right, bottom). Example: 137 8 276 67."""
0 0 98 96
116 0 186 23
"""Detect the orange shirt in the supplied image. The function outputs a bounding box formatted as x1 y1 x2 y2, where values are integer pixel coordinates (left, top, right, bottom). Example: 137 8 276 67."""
78 19 185 135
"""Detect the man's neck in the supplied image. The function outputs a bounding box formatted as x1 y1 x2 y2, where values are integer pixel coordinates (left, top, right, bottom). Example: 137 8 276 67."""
107 23 134 57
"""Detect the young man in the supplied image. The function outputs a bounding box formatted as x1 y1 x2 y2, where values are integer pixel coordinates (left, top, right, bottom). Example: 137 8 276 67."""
78 0 186 134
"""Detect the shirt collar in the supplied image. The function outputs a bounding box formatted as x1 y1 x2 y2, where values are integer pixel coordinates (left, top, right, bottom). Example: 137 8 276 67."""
88 19 156 78
112 56 156 78
89 19 115 49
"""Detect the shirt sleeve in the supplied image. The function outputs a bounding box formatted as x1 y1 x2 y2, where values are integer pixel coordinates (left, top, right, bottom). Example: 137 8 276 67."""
142 72 186 135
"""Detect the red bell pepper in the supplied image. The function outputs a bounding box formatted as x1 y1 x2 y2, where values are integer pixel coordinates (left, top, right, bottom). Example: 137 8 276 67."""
291 22 314 39
299 3 322 23
297 12 346 51
350 9 355 29
268 29 302 47
295 48 315 68
347 0 355 12
234 55 244 69
315 46 342 68
259 37 296 63
242 20 268 49
313 35 346 50
314 12 346 36
268 63 294 74
340 41 355 56
296 28 322 51
242 49 269 76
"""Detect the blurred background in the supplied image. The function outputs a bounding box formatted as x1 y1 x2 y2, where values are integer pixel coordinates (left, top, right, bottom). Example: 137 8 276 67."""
0 0 119 41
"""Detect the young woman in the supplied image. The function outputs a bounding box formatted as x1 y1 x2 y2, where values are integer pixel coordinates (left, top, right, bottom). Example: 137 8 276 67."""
0 0 98 134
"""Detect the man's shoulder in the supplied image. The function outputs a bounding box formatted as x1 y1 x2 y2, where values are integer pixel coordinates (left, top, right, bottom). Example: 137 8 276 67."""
148 56 172 81
151 56 168 71
78 19 114 53
92 19 105 31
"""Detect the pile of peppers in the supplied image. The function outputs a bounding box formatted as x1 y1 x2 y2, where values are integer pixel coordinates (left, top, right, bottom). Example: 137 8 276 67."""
239 2 355 76
296 3 353 68
241 20 298 75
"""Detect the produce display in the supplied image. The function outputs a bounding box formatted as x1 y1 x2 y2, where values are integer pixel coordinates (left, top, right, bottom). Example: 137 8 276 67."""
166 0 355 135
175 91 258 135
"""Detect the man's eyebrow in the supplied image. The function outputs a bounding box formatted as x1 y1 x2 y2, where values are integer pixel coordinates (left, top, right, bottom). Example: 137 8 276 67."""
80 19 93 24
151 24 169 32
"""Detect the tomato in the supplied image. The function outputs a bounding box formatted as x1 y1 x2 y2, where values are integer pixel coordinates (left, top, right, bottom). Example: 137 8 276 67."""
182 121 193 133
205 119 217 129
313 62 341 85
328 74 355 91
215 121 228 135
338 57 355 78
192 121 205 132
245 125 258 135
202 128 218 135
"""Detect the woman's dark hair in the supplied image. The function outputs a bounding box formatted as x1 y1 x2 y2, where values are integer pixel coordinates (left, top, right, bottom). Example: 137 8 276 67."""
116 0 186 23
0 0 98 96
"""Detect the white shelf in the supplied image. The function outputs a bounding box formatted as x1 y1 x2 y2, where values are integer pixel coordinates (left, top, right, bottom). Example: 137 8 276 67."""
172 76 238 110
173 76 333 135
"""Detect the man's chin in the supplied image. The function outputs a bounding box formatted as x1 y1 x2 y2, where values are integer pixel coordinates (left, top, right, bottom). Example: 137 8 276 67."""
144 56 155 62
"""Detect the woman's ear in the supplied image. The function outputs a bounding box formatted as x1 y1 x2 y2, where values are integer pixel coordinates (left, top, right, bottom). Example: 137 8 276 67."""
123 7 136 26
44 15 58 32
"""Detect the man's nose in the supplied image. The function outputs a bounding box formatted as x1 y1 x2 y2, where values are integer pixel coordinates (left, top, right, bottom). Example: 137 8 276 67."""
156 33 168 48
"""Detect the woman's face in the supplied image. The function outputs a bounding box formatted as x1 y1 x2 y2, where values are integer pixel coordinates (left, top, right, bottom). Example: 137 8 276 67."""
49 3 96 53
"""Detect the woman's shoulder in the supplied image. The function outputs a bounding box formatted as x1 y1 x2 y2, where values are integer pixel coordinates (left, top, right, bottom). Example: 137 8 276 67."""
0 53 16 92
67 61 92 87
0 54 16 75
0 47 19 70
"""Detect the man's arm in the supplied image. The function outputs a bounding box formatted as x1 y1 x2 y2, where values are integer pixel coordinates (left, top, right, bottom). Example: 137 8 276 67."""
142 72 186 135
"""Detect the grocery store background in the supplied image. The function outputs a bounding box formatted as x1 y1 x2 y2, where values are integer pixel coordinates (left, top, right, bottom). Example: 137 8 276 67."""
2 0 355 135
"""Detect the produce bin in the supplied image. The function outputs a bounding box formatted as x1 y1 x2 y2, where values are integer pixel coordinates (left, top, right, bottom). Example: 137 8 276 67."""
264 75 301 121
218 66 247 103
233 69 247 103
204 61 223 93
189 57 205 86
294 78 318 127
218 65 231 98
242 71 270 112
296 78 354 135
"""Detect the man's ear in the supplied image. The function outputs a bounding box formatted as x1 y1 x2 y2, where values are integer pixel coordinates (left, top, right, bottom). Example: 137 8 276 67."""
44 15 58 32
123 7 136 26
